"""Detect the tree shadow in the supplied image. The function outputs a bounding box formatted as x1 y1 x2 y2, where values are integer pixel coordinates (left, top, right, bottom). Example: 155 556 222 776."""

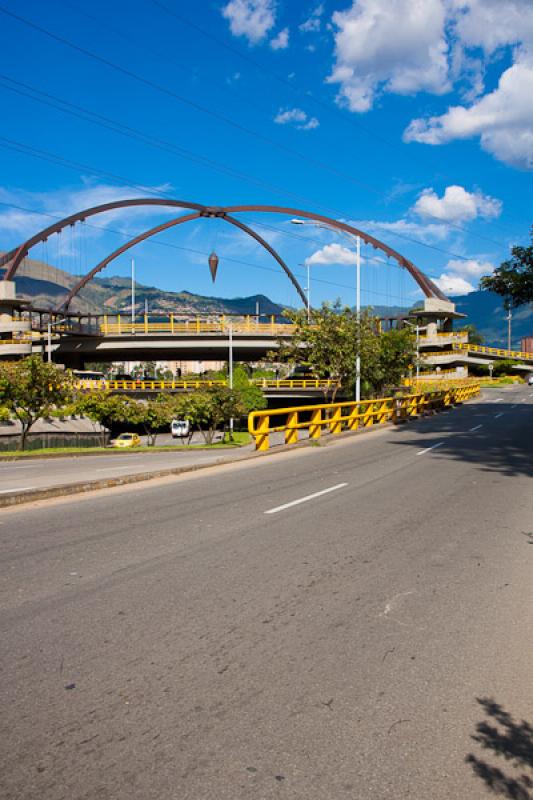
390 398 533 479
466 697 533 799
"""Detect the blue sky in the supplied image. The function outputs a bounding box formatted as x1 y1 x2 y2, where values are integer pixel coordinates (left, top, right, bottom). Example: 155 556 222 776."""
0 0 532 311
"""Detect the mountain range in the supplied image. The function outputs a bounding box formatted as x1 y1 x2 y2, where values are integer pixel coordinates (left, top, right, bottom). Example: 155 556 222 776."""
2 256 532 347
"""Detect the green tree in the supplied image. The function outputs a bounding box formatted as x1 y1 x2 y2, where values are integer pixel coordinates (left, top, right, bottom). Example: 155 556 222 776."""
463 324 484 345
272 302 414 400
174 382 265 444
128 395 175 446
0 355 74 450
371 328 417 394
74 391 136 444
480 227 533 307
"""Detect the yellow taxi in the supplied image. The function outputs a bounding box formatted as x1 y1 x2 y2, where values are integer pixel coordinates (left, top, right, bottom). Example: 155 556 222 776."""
110 432 141 448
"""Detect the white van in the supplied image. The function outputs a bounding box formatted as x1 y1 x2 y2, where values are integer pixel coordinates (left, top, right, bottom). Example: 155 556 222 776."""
171 419 190 438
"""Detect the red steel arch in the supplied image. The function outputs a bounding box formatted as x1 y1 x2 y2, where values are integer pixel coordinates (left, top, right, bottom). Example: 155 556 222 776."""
1 197 449 304
58 211 308 310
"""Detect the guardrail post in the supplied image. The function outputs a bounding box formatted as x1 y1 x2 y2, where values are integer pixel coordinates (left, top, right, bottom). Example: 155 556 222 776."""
329 406 342 434
196 316 200 333
170 314 174 334
347 403 359 431
256 414 270 451
285 411 299 445
103 315 108 335
309 407 322 439
144 314 148 334
117 314 121 335
362 401 374 427
271 314 275 334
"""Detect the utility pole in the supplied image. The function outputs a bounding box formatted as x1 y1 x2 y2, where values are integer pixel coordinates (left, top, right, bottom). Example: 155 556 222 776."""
355 235 361 403
131 257 135 332
507 305 512 351
228 320 234 436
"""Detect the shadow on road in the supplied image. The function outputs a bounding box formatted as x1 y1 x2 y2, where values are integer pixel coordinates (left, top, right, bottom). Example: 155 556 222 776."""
466 697 533 799
390 400 533 478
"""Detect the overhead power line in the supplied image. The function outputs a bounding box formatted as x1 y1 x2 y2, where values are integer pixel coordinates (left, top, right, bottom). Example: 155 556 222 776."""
0 5 511 256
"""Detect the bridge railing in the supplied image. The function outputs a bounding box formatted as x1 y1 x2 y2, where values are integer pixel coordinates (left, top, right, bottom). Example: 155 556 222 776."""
99 315 295 336
248 384 480 450
75 378 336 391
452 342 533 360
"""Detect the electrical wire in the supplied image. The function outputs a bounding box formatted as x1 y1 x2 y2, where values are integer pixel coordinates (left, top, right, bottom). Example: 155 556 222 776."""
0 5 512 254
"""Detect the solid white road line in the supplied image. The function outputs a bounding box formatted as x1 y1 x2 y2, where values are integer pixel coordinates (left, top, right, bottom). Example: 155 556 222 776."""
495 398 503 403
495 412 504 418
469 424 483 432
264 483 348 515
0 487 33 494
416 442 444 456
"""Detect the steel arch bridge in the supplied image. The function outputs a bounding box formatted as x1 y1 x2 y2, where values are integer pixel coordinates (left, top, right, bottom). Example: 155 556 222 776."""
0 199 449 310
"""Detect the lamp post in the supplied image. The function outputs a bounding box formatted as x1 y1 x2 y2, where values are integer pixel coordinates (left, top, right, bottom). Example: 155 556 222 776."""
291 219 362 401
228 318 234 436
403 319 420 379
47 317 69 363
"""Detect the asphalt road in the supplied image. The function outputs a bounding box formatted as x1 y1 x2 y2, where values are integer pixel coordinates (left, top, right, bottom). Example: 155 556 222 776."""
1 386 533 799
0 441 252 495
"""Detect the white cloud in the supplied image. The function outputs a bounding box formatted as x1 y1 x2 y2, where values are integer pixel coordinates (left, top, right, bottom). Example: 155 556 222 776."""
321 0 533 169
433 273 476 295
433 256 494 295
447 258 494 279
221 0 276 44
404 54 533 169
274 107 319 130
0 181 175 243
327 0 450 112
413 185 502 223
270 27 289 50
299 4 324 33
354 217 450 243
305 242 356 265
451 0 533 55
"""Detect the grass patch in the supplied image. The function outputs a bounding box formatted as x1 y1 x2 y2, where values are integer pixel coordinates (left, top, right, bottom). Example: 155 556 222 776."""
0 431 252 459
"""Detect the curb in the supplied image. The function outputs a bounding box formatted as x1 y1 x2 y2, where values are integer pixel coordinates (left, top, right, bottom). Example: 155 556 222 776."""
0 399 470 510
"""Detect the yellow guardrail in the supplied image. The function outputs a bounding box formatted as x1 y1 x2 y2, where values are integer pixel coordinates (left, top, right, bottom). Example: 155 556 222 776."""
419 331 468 339
248 384 480 451
75 378 336 391
453 342 533 360
98 314 295 336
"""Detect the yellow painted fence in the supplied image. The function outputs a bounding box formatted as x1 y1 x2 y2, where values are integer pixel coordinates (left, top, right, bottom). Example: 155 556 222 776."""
248 383 480 451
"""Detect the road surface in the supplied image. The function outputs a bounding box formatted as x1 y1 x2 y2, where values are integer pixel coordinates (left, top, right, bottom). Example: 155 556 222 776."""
1 386 532 799
0 440 252 496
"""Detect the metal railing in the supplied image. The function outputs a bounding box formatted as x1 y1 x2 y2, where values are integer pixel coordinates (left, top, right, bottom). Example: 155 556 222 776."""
452 342 533 360
99 315 295 336
75 378 336 391
248 384 480 450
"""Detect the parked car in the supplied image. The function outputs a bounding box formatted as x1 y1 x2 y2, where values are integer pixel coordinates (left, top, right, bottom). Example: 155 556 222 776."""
110 432 141 448
171 419 190 438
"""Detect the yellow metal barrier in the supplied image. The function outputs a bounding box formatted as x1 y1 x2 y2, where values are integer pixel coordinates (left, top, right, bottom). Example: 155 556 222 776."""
248 384 480 451
98 317 296 337
75 378 335 392
453 342 533 360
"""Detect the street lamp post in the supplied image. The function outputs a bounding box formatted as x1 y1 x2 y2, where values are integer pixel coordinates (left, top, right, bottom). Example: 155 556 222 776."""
47 317 69 363
228 319 234 436
291 218 362 401
404 319 420 379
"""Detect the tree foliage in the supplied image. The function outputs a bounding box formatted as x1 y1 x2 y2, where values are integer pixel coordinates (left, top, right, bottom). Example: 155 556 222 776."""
480 227 533 307
0 356 74 449
272 302 416 399
128 395 175 446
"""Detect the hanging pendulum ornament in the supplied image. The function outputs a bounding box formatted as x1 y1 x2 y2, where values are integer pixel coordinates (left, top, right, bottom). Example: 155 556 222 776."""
208 251 219 282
